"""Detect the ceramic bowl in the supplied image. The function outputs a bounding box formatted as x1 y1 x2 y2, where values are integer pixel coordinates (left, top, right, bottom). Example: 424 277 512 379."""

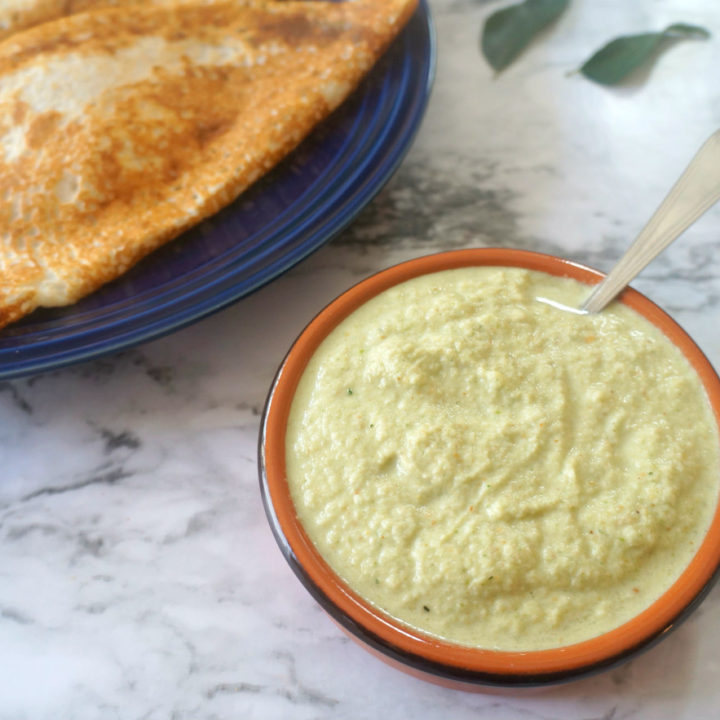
259 248 720 690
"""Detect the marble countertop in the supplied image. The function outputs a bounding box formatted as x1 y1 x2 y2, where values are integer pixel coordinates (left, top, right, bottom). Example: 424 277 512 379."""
3 1 720 717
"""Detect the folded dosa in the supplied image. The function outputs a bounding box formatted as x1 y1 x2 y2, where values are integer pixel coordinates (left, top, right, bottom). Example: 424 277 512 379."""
0 0 417 328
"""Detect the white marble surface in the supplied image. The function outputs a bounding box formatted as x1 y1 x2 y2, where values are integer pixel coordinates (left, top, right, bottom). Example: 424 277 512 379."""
2 0 720 717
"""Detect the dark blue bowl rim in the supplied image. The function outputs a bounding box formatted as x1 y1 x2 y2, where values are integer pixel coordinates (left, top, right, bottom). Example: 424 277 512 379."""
0 0 436 380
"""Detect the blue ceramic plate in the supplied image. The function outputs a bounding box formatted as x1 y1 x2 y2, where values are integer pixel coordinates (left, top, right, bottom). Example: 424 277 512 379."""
0 1 435 379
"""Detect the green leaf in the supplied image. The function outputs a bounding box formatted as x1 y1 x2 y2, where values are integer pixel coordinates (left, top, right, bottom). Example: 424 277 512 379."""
579 23 711 86
481 0 570 73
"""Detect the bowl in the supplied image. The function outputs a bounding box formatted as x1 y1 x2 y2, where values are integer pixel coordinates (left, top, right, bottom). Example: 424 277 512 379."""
259 248 720 689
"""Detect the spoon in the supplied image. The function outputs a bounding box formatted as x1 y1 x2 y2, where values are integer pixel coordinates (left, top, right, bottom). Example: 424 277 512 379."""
548 130 720 315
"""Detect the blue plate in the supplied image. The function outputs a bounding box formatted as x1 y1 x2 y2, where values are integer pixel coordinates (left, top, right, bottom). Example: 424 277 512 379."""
0 1 435 379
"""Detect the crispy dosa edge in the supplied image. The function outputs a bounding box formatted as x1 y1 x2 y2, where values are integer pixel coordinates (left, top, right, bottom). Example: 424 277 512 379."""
0 1 287 42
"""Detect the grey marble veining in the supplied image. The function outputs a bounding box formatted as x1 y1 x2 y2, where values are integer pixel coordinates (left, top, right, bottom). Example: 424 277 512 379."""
2 1 720 718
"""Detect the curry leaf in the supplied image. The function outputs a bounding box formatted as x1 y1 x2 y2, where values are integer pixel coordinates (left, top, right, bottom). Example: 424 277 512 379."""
481 0 570 73
579 23 711 85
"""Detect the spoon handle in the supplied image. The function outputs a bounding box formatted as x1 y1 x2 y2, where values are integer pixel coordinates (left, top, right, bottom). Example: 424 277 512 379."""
582 130 720 314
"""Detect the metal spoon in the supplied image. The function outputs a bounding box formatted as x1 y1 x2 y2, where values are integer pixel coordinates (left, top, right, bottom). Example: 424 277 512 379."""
577 129 720 314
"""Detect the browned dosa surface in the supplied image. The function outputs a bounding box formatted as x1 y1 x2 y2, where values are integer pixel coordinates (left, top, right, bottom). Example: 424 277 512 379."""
0 0 417 328
0 0 281 41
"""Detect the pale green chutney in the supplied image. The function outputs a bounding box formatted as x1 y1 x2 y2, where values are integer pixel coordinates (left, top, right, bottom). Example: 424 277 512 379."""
286 267 720 650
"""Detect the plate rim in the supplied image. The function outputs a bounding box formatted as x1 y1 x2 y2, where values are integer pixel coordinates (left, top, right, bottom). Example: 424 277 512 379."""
0 0 436 380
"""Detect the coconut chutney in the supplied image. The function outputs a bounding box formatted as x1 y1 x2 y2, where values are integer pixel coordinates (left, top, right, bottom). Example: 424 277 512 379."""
285 267 720 650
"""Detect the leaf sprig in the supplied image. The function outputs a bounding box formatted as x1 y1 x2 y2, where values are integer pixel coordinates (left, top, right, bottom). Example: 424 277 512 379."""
578 23 711 85
481 0 569 73
480 1 711 86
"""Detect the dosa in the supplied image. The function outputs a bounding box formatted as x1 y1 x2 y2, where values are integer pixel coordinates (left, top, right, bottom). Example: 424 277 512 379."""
0 0 417 327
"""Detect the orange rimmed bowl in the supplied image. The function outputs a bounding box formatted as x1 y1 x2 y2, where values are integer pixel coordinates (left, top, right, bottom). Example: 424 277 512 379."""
259 248 720 689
